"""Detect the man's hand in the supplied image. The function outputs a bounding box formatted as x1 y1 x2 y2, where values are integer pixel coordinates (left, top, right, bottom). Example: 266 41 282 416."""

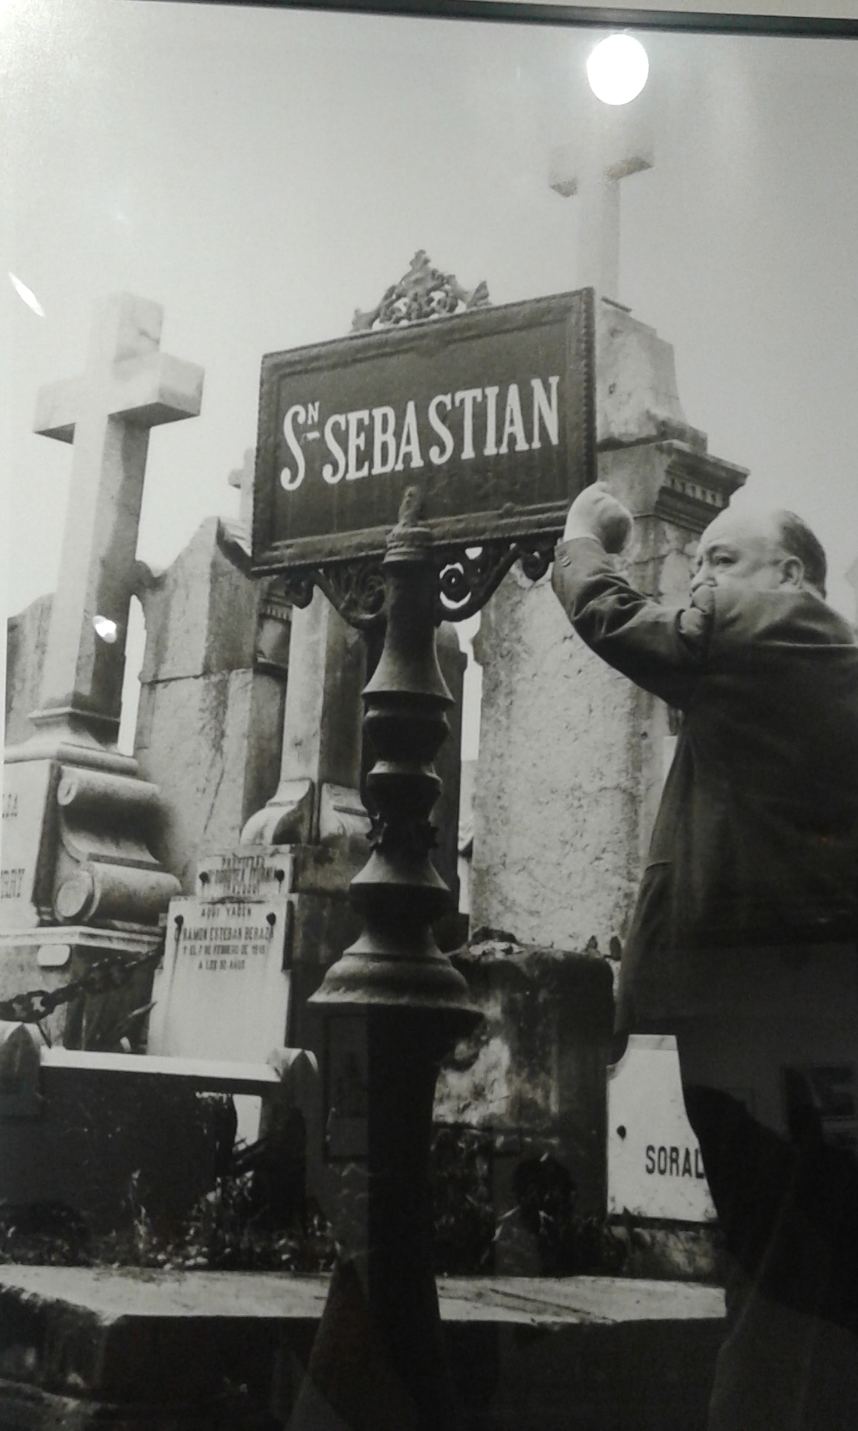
563 484 633 554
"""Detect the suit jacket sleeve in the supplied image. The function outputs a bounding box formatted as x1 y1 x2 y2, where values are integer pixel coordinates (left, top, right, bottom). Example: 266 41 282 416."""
551 536 712 709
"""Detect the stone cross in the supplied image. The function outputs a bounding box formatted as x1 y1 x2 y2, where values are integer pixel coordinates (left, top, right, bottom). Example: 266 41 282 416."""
30 294 203 748
227 446 255 548
549 105 653 302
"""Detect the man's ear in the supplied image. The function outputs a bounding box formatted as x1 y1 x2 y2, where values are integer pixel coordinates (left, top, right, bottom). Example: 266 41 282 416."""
779 555 805 589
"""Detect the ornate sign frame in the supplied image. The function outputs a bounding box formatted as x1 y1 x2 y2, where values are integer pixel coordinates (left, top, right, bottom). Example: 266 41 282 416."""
251 287 596 582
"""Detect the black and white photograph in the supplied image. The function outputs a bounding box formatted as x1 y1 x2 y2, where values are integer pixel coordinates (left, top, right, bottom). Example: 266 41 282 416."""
4 1 858 1426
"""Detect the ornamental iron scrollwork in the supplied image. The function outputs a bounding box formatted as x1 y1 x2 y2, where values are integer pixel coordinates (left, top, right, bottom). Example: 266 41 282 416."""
352 250 490 333
278 538 556 627
435 537 557 622
278 559 386 633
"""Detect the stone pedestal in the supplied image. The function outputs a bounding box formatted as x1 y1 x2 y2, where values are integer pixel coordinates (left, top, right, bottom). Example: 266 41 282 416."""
435 934 614 1274
0 756 179 1046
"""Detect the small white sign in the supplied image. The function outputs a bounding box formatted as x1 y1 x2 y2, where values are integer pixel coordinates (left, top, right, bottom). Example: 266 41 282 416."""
148 896 291 1063
608 1034 716 1223
195 849 293 902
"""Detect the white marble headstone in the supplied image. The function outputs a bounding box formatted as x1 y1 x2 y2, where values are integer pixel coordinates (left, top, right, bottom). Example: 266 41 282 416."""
147 895 291 1062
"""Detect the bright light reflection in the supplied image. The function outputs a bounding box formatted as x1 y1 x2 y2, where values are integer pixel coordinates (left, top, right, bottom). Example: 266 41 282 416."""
93 615 119 644
587 34 649 106
8 272 46 317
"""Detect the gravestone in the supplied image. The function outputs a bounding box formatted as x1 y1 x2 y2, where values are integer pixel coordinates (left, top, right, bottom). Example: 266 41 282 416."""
133 516 290 890
1 294 203 1040
148 858 292 1064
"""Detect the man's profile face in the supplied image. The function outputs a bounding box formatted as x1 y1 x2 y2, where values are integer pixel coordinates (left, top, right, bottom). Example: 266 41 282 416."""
691 509 797 596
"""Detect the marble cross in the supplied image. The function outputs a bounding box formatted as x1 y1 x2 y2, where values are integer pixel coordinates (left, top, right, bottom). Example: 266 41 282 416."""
549 106 654 302
31 294 204 747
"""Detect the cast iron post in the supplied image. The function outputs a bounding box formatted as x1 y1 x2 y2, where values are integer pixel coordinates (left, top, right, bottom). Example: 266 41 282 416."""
297 489 479 1430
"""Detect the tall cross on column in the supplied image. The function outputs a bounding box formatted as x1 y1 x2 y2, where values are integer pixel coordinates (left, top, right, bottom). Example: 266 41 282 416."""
29 293 203 750
549 103 653 302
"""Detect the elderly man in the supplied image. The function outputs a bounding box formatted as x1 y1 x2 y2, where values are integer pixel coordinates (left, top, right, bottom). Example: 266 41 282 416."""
552 486 858 1430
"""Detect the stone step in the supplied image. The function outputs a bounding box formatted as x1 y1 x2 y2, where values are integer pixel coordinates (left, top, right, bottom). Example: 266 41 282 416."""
0 1266 725 1430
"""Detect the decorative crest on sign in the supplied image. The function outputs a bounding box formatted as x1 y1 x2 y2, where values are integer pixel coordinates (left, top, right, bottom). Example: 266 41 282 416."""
351 250 490 333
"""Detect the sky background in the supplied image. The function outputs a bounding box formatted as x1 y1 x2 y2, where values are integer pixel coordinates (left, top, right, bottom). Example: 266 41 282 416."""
4 1 858 754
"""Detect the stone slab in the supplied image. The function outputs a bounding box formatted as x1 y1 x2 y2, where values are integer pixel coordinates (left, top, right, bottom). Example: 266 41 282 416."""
0 1268 725 1431
41 1049 280 1092
0 1265 725 1328
195 849 293 902
608 1035 716 1223
0 761 58 929
0 926 162 959
0 926 163 1048
195 845 368 903
147 897 291 1061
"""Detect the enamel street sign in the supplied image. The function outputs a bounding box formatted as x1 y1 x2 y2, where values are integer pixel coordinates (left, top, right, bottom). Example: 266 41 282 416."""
251 289 595 572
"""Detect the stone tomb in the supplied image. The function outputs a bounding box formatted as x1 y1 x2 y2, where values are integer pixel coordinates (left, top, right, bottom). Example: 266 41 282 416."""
0 1262 725 1431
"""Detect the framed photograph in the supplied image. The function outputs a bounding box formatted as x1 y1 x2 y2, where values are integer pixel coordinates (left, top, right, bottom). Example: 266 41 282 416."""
4 2 858 1428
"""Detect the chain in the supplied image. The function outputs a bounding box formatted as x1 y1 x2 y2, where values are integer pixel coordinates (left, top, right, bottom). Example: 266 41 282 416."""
0 940 165 1025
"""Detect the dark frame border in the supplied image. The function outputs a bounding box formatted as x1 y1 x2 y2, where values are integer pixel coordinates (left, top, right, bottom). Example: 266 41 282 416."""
141 1 858 42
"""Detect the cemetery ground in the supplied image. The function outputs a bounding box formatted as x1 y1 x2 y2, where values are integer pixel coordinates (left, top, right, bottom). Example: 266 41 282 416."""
0 1124 726 1430
0 1043 726 1430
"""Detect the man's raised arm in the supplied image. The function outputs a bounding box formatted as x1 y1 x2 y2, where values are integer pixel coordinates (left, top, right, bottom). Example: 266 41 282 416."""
551 485 711 710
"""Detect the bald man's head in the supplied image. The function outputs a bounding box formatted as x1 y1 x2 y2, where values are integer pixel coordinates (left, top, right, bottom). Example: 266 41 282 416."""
691 507 827 599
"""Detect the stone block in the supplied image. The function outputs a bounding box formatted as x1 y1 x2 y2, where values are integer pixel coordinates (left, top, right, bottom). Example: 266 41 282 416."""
135 669 285 889
138 519 260 684
0 761 60 928
0 1266 725 1431
597 302 704 451
5 596 52 747
0 925 163 1050
0 1268 289 1428
436 936 614 1228
470 562 649 952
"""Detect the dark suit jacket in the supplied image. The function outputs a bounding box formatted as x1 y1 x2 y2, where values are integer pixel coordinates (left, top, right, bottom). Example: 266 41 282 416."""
552 537 858 1030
